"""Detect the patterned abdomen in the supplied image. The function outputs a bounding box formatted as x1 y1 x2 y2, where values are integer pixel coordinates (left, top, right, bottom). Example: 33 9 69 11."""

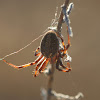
41 32 59 58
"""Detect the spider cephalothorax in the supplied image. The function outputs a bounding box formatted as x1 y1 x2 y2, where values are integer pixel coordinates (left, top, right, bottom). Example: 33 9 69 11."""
2 30 71 77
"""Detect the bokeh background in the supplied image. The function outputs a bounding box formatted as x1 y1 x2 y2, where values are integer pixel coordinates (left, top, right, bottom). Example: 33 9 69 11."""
0 0 99 100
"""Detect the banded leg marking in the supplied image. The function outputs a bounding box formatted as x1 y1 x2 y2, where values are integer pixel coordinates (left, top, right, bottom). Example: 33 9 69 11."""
2 54 43 69
34 57 46 77
3 59 35 69
35 58 49 77
56 58 71 72
35 46 41 56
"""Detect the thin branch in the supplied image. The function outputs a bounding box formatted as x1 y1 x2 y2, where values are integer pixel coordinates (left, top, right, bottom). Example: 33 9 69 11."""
57 0 70 36
42 0 84 100
51 90 84 100
47 58 55 100
46 0 70 100
41 89 84 100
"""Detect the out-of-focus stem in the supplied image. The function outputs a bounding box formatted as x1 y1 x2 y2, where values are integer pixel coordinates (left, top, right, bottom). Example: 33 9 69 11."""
47 58 55 100
47 0 70 100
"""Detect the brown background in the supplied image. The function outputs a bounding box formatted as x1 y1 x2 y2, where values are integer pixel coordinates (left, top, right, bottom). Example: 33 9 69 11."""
0 0 99 100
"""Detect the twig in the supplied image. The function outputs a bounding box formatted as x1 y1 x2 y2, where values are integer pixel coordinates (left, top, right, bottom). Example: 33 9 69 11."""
41 89 84 100
57 0 70 36
46 0 70 100
47 58 55 100
51 90 84 100
41 0 84 100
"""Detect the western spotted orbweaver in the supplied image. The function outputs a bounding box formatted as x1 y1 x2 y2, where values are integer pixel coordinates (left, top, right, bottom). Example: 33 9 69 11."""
2 29 71 77
2 2 74 77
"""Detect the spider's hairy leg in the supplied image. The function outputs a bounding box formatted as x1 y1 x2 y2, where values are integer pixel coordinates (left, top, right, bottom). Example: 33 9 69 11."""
66 62 70 69
34 46 41 56
59 58 71 70
2 59 35 69
2 54 43 69
56 28 70 57
56 33 68 57
39 58 49 73
66 27 70 50
35 58 49 77
56 58 71 72
34 56 46 77
59 35 66 49
55 33 66 50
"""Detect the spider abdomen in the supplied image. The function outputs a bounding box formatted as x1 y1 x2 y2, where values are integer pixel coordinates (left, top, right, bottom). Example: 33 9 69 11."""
41 31 59 58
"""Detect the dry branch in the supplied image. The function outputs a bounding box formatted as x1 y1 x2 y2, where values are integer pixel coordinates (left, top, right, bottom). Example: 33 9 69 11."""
47 0 70 100
57 0 70 36
46 0 71 99
42 0 84 100
41 88 84 100
51 90 84 100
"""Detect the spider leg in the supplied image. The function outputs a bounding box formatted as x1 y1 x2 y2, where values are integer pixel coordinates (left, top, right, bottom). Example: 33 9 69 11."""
39 58 49 73
34 46 41 56
56 29 70 56
55 33 66 49
66 27 70 50
3 59 35 69
55 34 68 58
56 58 71 72
35 58 49 77
51 30 70 57
2 54 43 69
34 56 46 77
59 57 71 69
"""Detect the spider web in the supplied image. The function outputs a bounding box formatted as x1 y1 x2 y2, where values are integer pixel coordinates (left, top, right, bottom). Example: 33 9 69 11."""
0 7 59 61
0 2 74 61
0 30 47 60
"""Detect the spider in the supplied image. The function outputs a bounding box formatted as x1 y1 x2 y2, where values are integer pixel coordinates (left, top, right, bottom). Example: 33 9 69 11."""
2 30 71 77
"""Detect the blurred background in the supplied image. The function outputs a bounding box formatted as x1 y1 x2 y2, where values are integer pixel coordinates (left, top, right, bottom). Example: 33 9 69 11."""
0 0 100 100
